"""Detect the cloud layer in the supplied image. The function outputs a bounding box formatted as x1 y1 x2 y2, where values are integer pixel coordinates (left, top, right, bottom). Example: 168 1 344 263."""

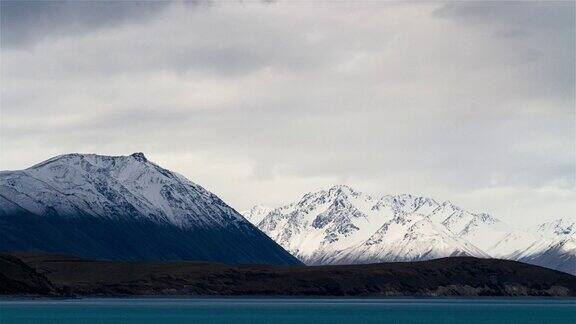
1 1 574 224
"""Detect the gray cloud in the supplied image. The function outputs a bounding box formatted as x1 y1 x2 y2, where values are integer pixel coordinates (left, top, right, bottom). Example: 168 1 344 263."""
435 1 575 99
1 0 172 47
1 1 574 224
435 1 573 31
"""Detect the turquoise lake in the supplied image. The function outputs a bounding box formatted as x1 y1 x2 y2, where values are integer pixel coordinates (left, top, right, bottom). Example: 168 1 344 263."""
1 298 574 324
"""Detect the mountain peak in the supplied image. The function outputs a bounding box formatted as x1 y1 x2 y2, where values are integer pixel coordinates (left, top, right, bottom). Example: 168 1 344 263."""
28 152 153 170
130 152 148 162
241 205 273 225
327 184 360 196
534 218 576 238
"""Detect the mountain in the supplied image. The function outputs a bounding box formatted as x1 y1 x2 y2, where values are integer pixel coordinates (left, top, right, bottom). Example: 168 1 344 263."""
241 205 273 225
250 185 492 265
0 153 300 265
532 218 575 238
495 219 575 275
243 185 575 274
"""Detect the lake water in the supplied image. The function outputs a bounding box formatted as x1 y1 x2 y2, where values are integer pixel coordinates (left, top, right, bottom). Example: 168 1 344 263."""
1 298 574 324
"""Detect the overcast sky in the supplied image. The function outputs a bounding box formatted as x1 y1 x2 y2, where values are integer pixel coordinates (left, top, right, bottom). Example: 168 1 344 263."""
1 0 574 225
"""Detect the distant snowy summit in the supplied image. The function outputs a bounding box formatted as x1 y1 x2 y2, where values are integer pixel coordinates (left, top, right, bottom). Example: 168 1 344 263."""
0 153 300 265
243 185 575 274
241 205 273 225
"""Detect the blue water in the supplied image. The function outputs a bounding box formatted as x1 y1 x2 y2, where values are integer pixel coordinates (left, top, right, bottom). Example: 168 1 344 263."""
0 298 574 324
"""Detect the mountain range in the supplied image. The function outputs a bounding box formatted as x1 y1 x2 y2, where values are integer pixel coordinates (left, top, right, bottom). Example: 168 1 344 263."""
0 153 300 265
242 185 575 274
1 153 572 274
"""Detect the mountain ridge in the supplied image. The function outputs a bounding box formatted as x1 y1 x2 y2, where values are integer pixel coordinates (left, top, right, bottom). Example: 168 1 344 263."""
243 185 575 274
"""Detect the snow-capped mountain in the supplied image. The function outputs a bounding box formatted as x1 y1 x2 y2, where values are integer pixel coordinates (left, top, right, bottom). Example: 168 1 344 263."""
241 205 273 225
243 185 575 274
532 219 575 239
249 185 493 265
0 153 300 265
495 219 575 274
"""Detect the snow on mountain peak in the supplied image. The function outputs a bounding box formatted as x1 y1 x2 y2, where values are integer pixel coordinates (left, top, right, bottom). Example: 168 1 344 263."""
243 184 575 274
327 184 361 196
130 152 148 162
245 185 510 265
242 205 273 225
4 153 246 229
533 218 576 239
